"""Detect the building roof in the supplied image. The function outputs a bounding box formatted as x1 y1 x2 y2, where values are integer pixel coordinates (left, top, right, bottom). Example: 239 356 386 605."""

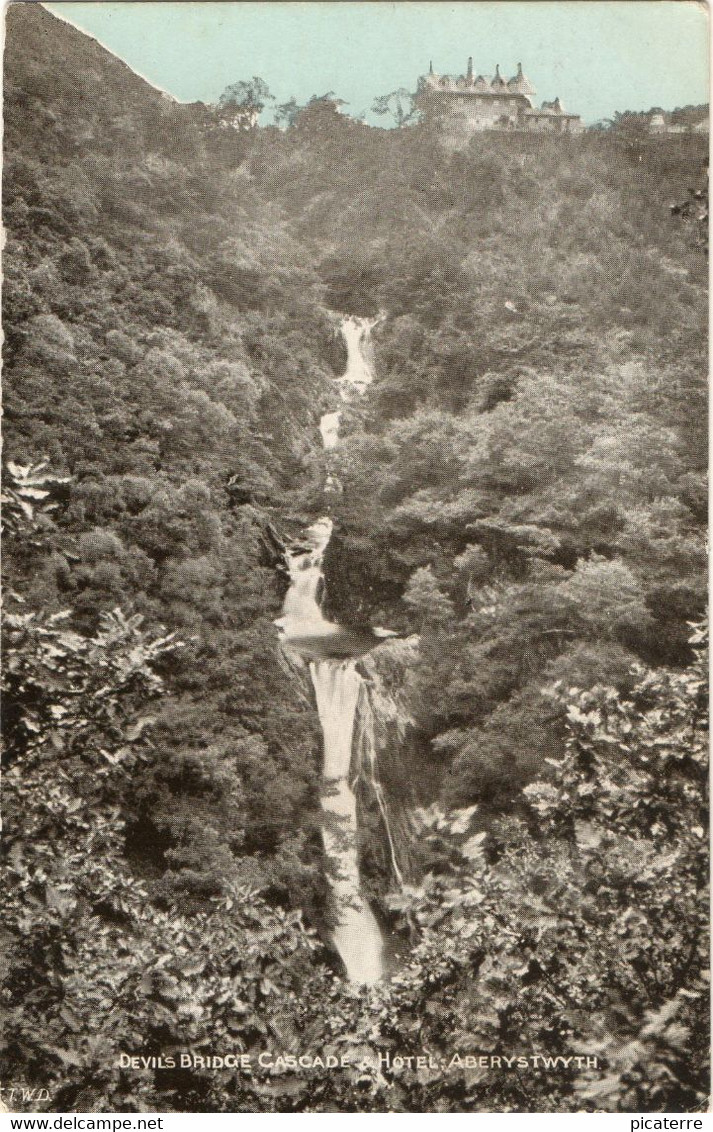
422 69 532 100
421 62 585 120
490 64 508 89
507 63 536 96
423 59 539 99
524 99 581 120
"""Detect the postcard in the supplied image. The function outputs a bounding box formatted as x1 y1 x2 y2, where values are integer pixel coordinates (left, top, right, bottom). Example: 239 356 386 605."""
1 0 709 1117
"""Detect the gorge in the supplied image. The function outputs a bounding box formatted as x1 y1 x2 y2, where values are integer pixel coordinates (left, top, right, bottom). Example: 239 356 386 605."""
2 2 708 1111
277 316 401 984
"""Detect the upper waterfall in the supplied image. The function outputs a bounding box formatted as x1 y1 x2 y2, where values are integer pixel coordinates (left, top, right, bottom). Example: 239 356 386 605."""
339 315 378 392
275 314 396 662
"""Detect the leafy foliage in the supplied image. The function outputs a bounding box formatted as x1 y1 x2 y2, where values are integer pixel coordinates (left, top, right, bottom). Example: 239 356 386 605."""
371 89 420 128
217 77 274 130
2 4 708 1114
368 630 708 1112
2 459 71 535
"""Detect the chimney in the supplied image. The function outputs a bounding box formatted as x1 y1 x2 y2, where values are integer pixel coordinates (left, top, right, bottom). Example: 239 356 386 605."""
429 60 434 74
467 56 473 80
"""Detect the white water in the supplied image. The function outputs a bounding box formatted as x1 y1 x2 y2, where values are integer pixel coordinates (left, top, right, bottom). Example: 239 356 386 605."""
311 659 384 984
277 314 393 985
280 517 332 625
339 316 377 393
319 411 342 450
353 685 404 890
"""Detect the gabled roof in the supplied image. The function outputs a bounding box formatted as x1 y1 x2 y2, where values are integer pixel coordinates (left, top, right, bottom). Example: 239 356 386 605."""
490 64 508 89
508 63 536 96
539 97 565 114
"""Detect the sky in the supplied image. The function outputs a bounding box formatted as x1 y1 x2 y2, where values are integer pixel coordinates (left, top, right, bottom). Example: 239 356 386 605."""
46 1 709 126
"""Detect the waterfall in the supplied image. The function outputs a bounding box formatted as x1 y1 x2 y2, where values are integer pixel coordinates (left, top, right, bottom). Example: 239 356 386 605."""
339 316 377 392
281 518 332 624
352 682 404 890
311 660 384 984
276 314 397 985
319 411 342 451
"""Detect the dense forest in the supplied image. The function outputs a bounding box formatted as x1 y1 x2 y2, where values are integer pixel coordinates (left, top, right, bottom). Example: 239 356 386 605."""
1 3 708 1115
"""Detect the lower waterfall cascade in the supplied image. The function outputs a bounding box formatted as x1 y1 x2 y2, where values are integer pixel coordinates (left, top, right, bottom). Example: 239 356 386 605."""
276 315 399 985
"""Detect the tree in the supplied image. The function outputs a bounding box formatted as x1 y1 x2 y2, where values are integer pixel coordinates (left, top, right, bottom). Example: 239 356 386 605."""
403 565 455 629
217 76 274 130
293 92 349 135
380 625 709 1113
3 3 709 1110
371 88 419 128
604 109 653 138
274 97 302 130
2 459 71 536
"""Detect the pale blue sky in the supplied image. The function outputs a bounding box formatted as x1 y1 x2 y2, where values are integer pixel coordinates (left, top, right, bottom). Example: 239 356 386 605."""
46 2 709 125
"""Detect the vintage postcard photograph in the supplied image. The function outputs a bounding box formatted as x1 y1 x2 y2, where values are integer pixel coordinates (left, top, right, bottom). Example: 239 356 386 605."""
1 0 709 1117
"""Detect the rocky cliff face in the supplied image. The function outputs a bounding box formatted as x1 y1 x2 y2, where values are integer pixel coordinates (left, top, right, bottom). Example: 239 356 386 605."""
353 637 423 894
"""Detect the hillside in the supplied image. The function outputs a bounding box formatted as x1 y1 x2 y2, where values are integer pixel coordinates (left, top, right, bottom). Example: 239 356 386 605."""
239 78 708 808
2 3 708 1116
3 6 346 1109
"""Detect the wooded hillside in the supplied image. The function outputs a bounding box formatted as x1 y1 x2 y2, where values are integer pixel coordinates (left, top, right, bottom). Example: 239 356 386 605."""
2 4 708 1114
